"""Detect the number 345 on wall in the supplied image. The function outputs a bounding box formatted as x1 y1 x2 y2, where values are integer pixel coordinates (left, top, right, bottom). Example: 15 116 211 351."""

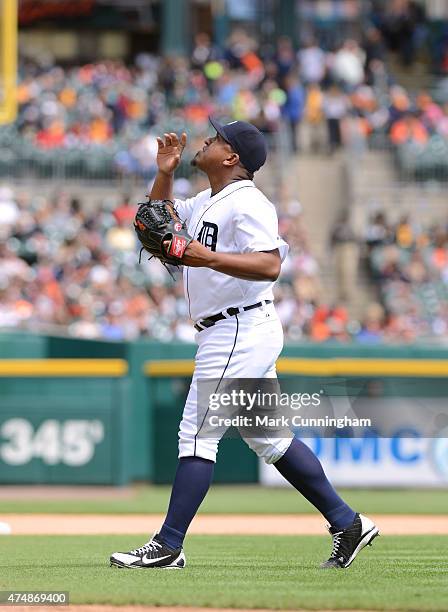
0 419 104 466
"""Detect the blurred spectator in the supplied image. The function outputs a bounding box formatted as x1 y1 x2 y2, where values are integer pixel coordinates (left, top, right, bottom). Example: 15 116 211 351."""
390 112 429 145
330 40 366 90
388 85 411 123
281 75 305 153
330 211 360 303
379 0 427 67
395 214 415 249
416 91 443 126
436 103 448 138
276 36 296 84
0 186 19 233
356 302 386 344
297 38 326 85
191 33 219 69
106 219 136 252
113 195 136 224
363 27 386 77
302 83 326 153
323 85 348 153
309 304 350 343
365 212 393 250
224 28 258 70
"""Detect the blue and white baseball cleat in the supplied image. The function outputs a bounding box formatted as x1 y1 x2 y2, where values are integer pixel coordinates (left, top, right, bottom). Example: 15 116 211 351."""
110 533 186 569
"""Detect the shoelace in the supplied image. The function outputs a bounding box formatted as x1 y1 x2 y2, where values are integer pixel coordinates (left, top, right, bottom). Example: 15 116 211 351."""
330 531 343 558
131 540 162 556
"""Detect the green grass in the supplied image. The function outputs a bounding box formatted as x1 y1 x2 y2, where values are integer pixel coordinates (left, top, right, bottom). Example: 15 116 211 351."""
1 535 447 610
1 486 448 515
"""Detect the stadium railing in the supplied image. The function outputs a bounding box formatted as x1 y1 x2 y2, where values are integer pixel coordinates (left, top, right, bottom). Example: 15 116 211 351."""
0 125 289 183
346 128 448 184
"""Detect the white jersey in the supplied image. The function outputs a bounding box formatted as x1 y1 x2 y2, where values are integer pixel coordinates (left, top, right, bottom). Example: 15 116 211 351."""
175 179 288 322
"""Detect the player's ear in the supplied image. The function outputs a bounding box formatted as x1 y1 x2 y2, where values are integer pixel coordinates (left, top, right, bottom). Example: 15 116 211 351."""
223 152 240 167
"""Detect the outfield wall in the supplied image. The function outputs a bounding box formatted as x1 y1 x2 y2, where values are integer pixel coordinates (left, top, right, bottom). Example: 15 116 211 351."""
0 332 447 487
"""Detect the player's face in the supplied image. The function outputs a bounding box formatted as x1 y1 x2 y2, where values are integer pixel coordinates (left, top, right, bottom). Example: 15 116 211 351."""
191 133 234 172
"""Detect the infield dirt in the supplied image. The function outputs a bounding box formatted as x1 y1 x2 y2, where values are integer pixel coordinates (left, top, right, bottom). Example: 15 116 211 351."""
1 513 446 535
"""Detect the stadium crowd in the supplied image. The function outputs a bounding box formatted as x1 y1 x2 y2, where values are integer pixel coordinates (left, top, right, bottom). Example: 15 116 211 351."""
364 211 448 341
1 183 447 344
0 183 321 342
2 15 448 344
5 23 447 180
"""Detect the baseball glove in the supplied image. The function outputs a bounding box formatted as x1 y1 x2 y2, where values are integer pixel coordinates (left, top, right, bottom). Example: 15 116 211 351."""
134 198 193 269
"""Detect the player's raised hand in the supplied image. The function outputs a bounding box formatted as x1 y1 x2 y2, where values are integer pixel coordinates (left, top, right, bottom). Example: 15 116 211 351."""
156 132 187 175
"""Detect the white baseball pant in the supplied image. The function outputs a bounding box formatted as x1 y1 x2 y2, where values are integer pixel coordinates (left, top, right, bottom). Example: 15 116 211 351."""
178 302 293 463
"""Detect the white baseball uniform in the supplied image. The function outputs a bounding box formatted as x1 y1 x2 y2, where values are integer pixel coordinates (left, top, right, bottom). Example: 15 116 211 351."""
175 179 292 463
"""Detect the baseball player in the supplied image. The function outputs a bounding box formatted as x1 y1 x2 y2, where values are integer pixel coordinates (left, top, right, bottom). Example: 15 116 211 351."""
110 118 379 570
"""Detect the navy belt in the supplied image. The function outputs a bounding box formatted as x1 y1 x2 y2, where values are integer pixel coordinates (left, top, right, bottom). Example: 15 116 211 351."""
194 300 273 332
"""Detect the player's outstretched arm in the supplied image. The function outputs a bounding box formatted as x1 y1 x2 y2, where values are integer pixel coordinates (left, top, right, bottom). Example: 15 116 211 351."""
150 132 187 201
182 243 281 281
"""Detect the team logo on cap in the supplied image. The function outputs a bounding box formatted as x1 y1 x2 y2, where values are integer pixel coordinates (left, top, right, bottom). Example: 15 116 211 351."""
174 222 182 231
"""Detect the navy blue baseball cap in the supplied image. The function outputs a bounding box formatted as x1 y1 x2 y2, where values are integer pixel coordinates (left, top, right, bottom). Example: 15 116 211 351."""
209 117 267 173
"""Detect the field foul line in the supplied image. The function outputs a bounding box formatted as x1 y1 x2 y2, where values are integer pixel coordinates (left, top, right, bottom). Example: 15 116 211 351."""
1 514 447 535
